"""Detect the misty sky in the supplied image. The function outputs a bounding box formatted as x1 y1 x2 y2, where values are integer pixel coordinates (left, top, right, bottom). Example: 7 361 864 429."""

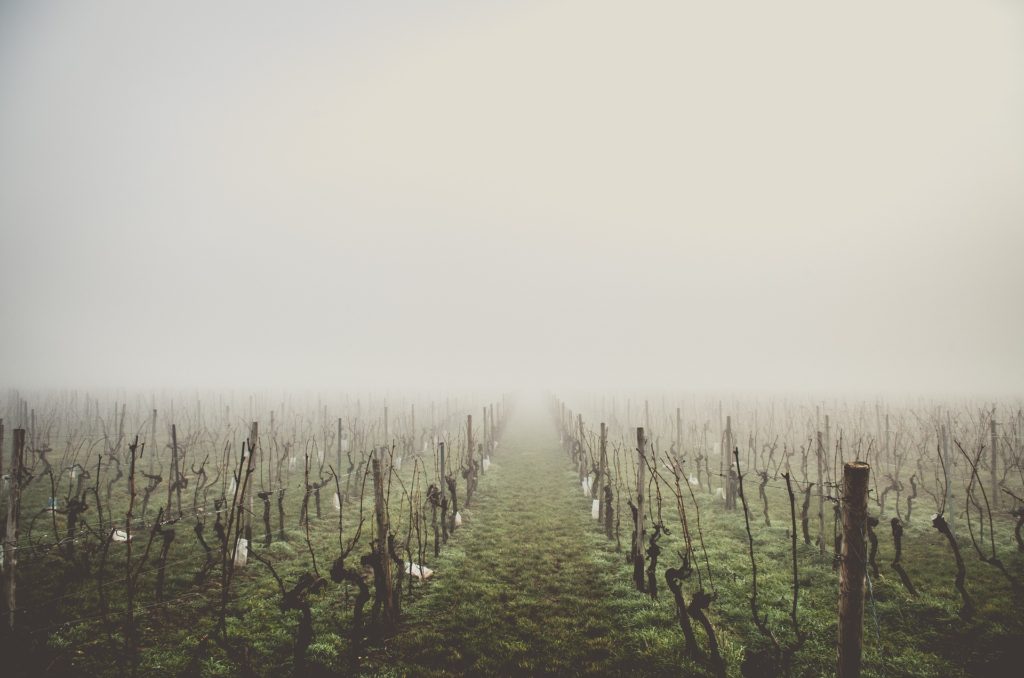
1 1 1022 395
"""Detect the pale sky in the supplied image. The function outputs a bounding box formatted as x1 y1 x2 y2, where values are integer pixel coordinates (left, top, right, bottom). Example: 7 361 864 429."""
1 1 1022 395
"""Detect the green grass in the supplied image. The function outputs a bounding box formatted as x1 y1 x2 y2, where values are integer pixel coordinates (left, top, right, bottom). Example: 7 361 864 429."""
11 410 1024 676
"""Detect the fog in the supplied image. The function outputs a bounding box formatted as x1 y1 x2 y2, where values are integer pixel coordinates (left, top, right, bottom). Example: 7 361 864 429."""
1 1 1022 396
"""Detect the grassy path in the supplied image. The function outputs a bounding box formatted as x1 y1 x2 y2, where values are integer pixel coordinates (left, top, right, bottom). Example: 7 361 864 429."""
363 405 667 677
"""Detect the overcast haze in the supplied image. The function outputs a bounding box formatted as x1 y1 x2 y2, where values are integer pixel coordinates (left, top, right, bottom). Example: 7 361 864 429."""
1 1 1022 395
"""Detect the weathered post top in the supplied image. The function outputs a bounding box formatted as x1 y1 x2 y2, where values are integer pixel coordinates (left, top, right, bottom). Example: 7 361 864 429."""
838 460 871 678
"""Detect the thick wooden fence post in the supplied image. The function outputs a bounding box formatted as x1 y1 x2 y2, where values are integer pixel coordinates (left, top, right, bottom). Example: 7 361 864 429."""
467 414 473 467
633 427 647 591
838 461 870 678
372 453 396 626
3 429 25 632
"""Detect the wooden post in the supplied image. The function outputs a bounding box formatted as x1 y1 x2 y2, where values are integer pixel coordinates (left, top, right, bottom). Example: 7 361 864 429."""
577 414 587 485
633 427 647 591
372 453 396 625
817 431 826 555
718 400 724 482
942 420 953 533
598 423 608 523
838 461 871 678
3 429 25 632
481 407 488 474
725 415 735 509
149 409 157 475
825 414 832 471
124 436 139 647
173 424 184 518
439 441 446 480
168 424 178 517
466 414 473 467
990 418 999 510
